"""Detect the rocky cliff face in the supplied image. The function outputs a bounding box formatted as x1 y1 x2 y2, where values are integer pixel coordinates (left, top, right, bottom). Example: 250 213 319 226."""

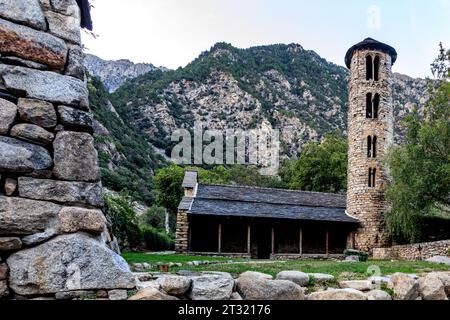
85 54 168 93
106 43 428 157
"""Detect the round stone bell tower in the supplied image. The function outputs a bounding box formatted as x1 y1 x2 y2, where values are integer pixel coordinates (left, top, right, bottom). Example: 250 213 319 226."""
345 38 397 253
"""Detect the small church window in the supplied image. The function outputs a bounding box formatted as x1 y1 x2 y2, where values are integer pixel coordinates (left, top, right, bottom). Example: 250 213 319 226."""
366 93 380 119
368 168 377 187
368 136 377 158
374 56 380 81
366 93 372 118
366 55 373 80
373 93 380 118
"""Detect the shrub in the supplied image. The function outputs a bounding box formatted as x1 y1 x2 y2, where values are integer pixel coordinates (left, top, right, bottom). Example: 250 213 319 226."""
104 192 143 249
141 225 174 251
343 249 369 262
139 205 167 230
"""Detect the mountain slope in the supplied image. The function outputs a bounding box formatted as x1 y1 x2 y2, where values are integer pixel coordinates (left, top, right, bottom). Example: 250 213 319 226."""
85 54 168 93
88 76 166 204
109 42 428 157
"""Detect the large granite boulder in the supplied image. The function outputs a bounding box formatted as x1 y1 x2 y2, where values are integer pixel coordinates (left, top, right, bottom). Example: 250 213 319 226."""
188 273 234 300
0 196 60 235
339 280 374 291
0 136 52 172
426 256 450 266
391 273 419 300
236 273 305 300
366 289 392 300
308 273 335 284
7 233 135 295
156 275 191 296
0 280 9 299
308 288 367 300
418 273 448 300
128 287 178 301
276 271 309 287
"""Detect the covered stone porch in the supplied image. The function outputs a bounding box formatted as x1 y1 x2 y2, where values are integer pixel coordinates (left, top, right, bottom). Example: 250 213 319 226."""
182 215 358 260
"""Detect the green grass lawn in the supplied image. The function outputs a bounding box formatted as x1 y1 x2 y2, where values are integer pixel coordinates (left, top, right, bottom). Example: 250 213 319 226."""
122 252 450 281
121 252 248 265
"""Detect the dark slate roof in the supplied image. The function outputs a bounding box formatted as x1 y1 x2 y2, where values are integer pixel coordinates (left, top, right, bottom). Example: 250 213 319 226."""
196 184 346 208
184 184 359 224
345 37 397 68
182 171 198 188
178 197 194 211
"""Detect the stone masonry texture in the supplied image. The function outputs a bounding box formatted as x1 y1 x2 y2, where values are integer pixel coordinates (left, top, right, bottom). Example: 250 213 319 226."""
0 0 135 300
346 48 395 252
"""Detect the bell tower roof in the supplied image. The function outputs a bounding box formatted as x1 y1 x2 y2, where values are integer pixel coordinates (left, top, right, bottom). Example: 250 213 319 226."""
345 38 397 69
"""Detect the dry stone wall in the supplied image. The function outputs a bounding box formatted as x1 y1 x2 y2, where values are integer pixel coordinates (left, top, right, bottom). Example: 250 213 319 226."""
0 0 135 300
373 240 450 261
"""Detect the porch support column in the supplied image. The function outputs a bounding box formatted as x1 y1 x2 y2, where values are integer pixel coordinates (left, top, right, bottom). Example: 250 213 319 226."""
247 225 251 255
325 229 329 256
299 228 303 255
271 227 275 255
218 223 222 254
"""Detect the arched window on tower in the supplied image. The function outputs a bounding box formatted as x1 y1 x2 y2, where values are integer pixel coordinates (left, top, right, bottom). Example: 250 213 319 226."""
368 136 378 158
366 93 373 118
373 93 380 118
374 55 380 81
366 55 373 80
372 136 377 158
366 93 380 119
368 168 377 187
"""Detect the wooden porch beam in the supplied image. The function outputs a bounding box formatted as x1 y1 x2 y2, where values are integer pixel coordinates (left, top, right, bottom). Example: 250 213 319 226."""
325 229 329 256
218 223 222 254
299 227 303 255
271 227 275 255
247 225 251 255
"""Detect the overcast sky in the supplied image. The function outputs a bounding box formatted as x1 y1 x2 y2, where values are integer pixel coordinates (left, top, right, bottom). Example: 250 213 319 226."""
82 0 450 78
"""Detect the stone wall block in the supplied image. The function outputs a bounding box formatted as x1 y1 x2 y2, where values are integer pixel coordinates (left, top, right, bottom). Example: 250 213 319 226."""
57 105 93 132
0 0 47 30
0 196 61 235
46 10 81 44
0 65 89 109
17 98 57 128
0 136 52 172
18 177 104 208
53 131 100 182
10 123 54 146
0 97 17 134
0 18 67 70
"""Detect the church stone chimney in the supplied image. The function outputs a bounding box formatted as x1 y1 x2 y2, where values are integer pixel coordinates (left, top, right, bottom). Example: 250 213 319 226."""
345 38 397 253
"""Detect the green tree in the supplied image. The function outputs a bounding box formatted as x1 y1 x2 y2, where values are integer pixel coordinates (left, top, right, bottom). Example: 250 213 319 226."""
104 191 142 249
280 134 348 193
154 165 185 214
386 44 450 243
139 205 167 230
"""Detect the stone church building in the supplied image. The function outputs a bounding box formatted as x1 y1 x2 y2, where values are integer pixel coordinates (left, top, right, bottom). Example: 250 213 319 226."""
175 38 398 258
